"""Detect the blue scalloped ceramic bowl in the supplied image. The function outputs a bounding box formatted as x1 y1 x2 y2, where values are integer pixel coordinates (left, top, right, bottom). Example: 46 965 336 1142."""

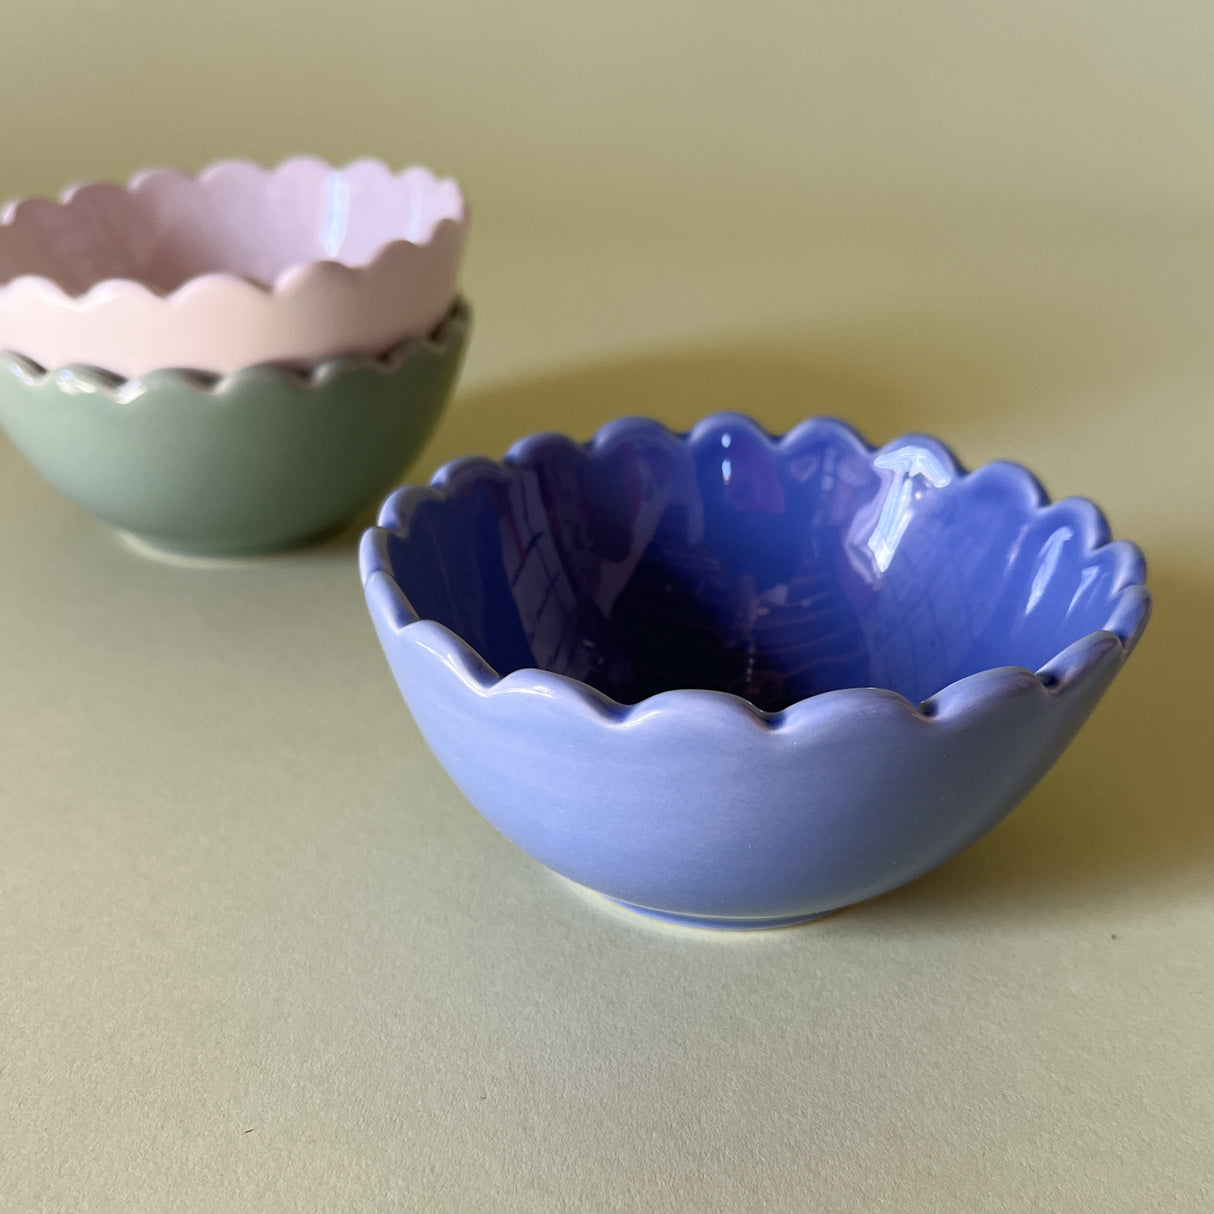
359 414 1151 930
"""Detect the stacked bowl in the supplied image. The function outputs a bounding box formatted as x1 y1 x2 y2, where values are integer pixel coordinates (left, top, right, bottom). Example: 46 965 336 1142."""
0 157 470 555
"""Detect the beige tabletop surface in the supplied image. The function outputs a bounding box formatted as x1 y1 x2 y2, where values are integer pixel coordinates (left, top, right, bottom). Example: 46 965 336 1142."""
2 3 1213 1211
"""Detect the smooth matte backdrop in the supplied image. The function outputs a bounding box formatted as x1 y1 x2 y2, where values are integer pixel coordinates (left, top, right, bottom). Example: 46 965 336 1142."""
2 3 1212 1211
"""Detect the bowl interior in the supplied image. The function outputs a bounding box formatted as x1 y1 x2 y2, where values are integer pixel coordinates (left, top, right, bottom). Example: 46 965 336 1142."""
0 159 463 294
383 418 1142 712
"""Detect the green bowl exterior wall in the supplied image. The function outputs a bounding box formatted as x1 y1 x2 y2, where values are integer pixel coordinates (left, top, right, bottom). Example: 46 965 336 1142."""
0 300 469 555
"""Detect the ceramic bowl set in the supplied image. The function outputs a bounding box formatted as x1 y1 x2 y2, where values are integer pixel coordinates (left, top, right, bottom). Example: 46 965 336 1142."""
1 159 1153 930
0 158 468 554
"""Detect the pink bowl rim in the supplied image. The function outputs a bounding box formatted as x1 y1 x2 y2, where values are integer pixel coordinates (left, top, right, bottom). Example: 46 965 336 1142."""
0 155 468 305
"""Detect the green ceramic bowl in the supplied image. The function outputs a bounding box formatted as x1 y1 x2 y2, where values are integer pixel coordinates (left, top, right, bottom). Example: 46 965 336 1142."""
0 299 469 556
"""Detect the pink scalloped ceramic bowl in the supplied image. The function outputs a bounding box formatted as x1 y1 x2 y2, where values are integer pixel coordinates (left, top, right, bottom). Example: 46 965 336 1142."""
0 157 466 377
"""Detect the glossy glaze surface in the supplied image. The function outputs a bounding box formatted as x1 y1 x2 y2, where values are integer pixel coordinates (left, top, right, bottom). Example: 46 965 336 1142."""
376 415 1144 710
0 158 466 376
0 300 469 556
361 415 1151 928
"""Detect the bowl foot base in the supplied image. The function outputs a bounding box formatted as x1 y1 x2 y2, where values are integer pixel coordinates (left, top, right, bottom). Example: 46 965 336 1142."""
116 522 347 563
605 897 839 931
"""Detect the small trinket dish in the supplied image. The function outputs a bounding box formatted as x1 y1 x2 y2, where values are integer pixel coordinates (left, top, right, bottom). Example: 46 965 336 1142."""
0 157 466 377
360 413 1150 929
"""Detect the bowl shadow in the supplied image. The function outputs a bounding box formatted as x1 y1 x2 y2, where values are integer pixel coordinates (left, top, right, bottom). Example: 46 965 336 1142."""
311 340 901 556
424 342 914 470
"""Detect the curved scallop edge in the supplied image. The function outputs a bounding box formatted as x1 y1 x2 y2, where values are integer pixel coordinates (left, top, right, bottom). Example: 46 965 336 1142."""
359 414 1152 730
0 156 467 304
0 297 470 399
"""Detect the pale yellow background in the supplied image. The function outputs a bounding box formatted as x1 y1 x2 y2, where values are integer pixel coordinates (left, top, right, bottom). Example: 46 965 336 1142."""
2 3 1213 1211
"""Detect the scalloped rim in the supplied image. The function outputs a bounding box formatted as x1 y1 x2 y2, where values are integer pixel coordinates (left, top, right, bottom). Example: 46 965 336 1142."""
360 414 1152 727
0 296 470 401
0 156 467 305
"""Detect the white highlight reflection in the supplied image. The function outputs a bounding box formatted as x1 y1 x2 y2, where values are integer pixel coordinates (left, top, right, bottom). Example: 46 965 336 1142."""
1027 526 1074 613
320 172 351 257
866 445 954 573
